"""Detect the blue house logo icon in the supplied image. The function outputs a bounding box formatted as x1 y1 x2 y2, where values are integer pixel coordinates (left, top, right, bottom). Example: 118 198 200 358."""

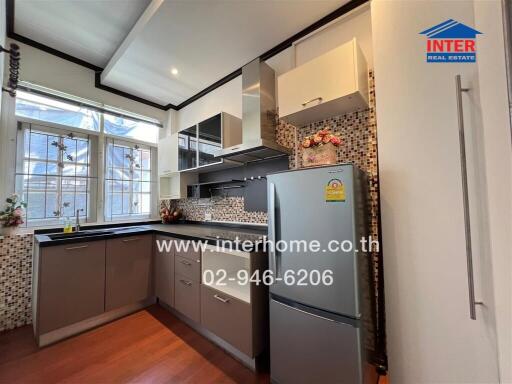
420 19 482 63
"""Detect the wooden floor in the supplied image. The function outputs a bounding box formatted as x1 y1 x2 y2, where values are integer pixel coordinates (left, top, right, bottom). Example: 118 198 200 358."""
0 305 389 384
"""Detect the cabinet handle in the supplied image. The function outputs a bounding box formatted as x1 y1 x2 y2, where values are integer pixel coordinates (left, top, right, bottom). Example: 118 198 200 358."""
455 75 483 320
122 237 140 242
214 294 230 303
65 245 88 251
179 279 192 286
180 260 192 266
301 97 323 107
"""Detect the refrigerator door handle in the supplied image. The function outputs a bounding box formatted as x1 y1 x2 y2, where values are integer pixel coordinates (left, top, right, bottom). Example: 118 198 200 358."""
269 182 277 276
272 298 335 323
455 74 482 320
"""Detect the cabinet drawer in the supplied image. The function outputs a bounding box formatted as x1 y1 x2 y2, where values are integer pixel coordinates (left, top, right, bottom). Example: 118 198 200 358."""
201 285 252 356
175 273 200 323
175 241 201 262
175 254 201 282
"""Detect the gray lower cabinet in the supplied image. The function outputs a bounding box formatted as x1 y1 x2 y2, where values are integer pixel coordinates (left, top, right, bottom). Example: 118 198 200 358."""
106 235 153 311
201 285 252 356
37 240 106 334
174 240 201 323
174 275 201 322
154 235 175 307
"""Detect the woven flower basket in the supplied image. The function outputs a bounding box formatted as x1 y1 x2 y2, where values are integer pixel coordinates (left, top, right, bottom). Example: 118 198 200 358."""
302 143 337 167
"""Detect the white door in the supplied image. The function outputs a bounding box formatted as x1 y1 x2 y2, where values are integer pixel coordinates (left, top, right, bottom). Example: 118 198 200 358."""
371 1 501 382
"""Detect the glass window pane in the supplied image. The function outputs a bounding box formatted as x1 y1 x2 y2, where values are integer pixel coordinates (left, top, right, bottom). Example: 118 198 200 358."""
61 193 76 217
46 192 59 218
26 192 45 219
113 146 124 168
75 193 87 214
76 140 89 164
122 194 130 214
47 163 59 175
104 113 159 144
15 91 100 131
28 161 47 176
47 135 59 161
75 164 88 177
111 194 122 215
141 182 150 193
62 163 76 176
29 133 47 160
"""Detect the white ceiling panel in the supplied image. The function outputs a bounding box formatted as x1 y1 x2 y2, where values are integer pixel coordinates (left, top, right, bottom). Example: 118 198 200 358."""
101 0 348 105
15 0 151 67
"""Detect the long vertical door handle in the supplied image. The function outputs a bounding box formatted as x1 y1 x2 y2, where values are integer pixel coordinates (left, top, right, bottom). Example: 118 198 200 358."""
268 182 277 276
455 74 479 320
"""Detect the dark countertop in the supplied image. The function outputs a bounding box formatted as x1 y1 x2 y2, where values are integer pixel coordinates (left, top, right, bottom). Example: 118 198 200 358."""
34 222 268 251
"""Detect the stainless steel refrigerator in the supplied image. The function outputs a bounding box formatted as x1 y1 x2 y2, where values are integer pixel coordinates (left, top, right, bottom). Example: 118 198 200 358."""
267 164 376 384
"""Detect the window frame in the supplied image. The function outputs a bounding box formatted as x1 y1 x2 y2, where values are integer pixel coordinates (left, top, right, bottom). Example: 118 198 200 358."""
103 137 156 222
15 121 99 227
12 92 160 228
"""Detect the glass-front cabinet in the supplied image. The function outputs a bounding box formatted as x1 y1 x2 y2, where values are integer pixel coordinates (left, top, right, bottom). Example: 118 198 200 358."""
198 114 222 167
158 112 241 199
178 125 197 171
176 112 241 172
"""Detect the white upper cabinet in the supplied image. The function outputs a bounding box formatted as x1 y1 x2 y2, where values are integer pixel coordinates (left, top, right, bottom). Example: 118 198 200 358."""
158 134 177 176
278 38 369 126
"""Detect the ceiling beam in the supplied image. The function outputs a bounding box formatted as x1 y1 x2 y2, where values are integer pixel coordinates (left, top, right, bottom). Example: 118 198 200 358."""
101 0 164 83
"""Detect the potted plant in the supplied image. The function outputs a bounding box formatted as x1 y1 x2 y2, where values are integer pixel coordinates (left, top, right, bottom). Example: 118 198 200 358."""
301 128 343 167
0 194 27 235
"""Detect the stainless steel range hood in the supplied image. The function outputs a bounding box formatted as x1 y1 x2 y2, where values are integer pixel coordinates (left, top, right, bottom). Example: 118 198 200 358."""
216 59 291 162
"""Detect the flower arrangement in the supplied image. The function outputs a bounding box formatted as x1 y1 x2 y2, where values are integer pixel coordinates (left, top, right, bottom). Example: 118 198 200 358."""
160 201 183 224
301 128 343 149
0 194 27 228
301 128 343 167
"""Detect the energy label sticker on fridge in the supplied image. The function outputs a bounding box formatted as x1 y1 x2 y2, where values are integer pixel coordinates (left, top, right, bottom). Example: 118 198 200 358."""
325 179 345 202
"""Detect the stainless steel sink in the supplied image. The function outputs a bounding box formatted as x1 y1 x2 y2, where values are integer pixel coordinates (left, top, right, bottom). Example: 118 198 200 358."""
48 230 114 240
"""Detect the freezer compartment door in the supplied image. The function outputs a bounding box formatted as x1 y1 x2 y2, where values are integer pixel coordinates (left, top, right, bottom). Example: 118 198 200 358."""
268 165 361 317
270 297 364 384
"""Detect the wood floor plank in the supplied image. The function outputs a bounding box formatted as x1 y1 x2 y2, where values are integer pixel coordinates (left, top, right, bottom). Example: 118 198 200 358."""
0 305 268 384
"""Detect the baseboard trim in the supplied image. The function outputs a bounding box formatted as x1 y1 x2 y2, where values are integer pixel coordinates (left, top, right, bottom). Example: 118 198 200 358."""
37 297 156 347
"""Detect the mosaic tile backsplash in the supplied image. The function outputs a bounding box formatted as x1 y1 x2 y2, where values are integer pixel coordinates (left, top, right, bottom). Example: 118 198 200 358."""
0 234 33 332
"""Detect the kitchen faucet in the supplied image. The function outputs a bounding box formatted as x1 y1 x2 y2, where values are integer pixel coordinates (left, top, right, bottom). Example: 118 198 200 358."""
75 209 84 231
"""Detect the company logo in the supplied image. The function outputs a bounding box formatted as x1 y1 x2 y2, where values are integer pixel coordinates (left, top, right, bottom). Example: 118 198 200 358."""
420 19 482 63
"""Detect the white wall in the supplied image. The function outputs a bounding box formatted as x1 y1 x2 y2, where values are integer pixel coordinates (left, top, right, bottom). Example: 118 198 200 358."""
174 4 372 132
10 39 167 123
473 1 512 381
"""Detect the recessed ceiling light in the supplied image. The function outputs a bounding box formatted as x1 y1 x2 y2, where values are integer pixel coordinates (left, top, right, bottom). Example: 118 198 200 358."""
171 68 178 76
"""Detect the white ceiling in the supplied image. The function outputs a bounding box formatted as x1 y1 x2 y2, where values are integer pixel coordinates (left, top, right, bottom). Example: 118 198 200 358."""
15 0 151 67
14 0 349 106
